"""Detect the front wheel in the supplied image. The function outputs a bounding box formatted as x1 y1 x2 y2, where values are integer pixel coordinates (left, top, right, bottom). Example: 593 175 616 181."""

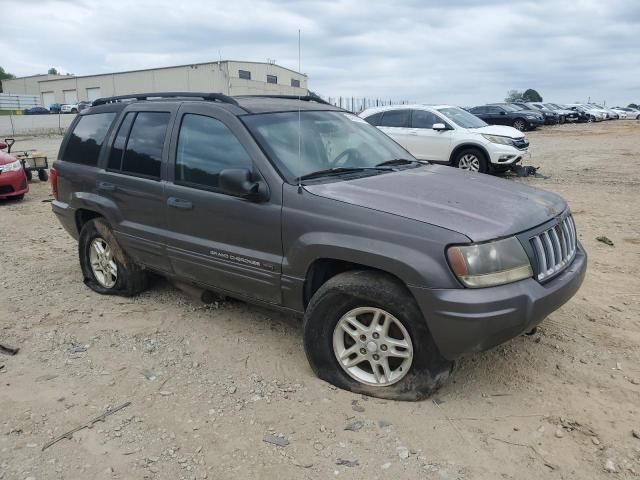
79 218 149 296
588 115 595 123
453 148 488 174
512 118 527 131
303 271 453 400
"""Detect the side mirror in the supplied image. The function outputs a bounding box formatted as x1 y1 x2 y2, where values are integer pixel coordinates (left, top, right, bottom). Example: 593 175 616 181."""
432 123 447 131
218 168 268 202
499 111 506 115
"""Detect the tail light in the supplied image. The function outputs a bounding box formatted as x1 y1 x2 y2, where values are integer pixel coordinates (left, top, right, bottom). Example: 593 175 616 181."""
50 167 59 200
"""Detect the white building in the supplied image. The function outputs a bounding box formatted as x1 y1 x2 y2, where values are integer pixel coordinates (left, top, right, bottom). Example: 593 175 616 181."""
2 60 308 107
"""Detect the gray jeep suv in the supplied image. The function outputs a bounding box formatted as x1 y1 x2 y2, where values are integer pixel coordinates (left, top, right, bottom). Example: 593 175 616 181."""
50 92 587 400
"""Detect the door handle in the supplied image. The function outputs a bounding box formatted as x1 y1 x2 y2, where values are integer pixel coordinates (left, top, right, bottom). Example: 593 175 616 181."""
97 181 116 192
407 129 419 135
167 197 193 209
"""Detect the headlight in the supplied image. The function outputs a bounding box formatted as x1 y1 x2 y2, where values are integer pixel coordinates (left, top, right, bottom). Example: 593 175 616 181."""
481 134 514 146
0 160 22 172
447 237 533 288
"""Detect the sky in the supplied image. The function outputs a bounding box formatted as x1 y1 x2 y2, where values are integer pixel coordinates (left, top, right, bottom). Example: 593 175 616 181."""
2 0 639 106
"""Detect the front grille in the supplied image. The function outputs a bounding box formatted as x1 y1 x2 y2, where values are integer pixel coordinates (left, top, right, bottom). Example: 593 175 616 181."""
530 215 577 282
513 137 529 150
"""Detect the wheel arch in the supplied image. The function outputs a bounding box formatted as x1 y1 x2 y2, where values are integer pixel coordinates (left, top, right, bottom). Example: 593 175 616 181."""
449 142 490 166
75 208 104 235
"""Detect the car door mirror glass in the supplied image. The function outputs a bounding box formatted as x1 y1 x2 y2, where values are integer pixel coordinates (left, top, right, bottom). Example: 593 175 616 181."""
218 168 266 201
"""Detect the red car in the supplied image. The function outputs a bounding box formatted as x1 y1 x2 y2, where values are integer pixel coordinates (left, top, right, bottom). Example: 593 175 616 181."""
0 140 29 200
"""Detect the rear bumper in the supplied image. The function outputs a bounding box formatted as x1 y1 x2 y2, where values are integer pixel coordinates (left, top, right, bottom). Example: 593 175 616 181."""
410 244 587 360
0 170 29 199
52 199 79 240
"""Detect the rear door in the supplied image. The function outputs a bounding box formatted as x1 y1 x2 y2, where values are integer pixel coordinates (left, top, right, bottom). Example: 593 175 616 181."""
163 104 283 304
400 109 453 162
96 103 176 273
376 109 411 147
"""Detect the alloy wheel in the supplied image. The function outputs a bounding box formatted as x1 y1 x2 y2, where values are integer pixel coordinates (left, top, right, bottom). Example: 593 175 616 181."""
332 307 413 387
89 237 118 288
513 120 526 131
458 153 480 172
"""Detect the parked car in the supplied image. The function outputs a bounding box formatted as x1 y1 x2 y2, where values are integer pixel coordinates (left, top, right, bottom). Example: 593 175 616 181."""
49 103 63 113
564 104 605 122
612 107 640 119
587 104 619 120
50 92 587 399
359 104 530 174
511 102 559 125
61 103 79 114
23 106 50 115
535 103 579 123
0 139 29 200
77 101 92 112
467 104 544 131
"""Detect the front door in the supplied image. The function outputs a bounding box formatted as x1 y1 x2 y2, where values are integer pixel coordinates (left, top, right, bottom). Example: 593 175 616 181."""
401 110 453 162
163 106 282 304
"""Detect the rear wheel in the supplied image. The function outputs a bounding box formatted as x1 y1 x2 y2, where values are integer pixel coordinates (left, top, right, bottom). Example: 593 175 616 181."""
588 115 595 123
79 218 149 296
453 148 488 174
24 169 33 181
512 118 527 131
303 270 453 401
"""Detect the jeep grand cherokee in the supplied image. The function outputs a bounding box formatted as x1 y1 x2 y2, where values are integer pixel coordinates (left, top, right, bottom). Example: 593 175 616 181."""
50 92 587 400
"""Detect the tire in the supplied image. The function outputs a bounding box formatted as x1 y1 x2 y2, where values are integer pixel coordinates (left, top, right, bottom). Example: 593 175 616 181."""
38 169 48 181
13 194 24 201
452 147 488 174
303 270 453 401
588 115 595 123
24 169 33 181
78 218 149 296
512 118 527 131
559 115 565 124
71 108 78 113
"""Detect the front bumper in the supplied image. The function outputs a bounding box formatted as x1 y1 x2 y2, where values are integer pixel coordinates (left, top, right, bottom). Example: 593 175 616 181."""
0 170 29 199
410 244 587 360
487 145 530 166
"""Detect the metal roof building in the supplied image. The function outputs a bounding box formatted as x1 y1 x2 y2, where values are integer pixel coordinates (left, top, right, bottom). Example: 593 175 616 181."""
2 60 308 107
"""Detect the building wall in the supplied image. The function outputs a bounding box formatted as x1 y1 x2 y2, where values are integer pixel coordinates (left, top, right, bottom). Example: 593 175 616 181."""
33 61 307 105
2 74 67 96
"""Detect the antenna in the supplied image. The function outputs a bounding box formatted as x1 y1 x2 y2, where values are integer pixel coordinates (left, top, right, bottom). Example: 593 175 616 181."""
297 28 303 194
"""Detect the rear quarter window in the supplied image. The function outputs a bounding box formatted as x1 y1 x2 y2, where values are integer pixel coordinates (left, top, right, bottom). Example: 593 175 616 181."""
62 113 117 165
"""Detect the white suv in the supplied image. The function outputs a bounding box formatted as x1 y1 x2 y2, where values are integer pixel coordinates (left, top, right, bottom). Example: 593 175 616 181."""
359 105 530 174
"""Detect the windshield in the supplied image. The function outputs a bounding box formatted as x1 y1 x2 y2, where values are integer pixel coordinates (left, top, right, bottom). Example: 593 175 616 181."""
243 111 414 183
436 107 487 128
545 103 560 109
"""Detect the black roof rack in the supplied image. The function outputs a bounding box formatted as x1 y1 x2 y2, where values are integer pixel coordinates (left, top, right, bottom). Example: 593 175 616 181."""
91 92 239 107
238 91 333 106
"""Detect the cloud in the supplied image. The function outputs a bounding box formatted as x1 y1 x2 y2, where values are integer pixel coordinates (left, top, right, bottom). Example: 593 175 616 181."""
1 0 638 106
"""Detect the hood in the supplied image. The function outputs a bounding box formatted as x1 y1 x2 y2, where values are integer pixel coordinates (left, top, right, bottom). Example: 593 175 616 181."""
474 125 525 139
305 165 567 242
0 151 17 166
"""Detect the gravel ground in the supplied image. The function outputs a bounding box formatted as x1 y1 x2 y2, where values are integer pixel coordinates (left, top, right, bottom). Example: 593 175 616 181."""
1 121 639 479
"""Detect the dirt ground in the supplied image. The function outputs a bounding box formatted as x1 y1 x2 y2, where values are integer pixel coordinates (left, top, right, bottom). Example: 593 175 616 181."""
1 121 639 480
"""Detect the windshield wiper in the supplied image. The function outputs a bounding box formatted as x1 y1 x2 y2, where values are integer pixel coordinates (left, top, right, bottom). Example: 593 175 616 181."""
375 158 426 167
297 166 392 182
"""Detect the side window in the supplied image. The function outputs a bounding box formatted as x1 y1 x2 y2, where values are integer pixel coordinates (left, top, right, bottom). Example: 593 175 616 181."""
363 112 383 126
486 106 502 114
411 110 439 129
62 113 116 165
379 110 410 128
120 112 170 179
107 112 135 170
470 106 485 114
175 114 252 190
